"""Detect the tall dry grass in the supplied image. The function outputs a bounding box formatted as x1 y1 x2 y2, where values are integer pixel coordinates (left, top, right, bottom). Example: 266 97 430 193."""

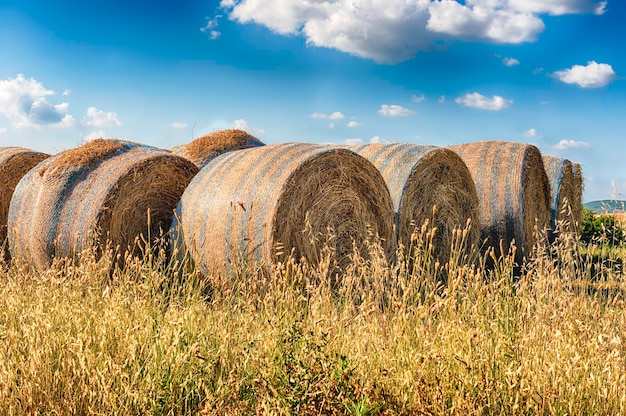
0 221 624 415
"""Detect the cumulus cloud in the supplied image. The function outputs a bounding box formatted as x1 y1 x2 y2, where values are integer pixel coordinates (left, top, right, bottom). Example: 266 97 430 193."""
378 104 414 117
84 107 122 128
553 139 591 150
347 120 361 128
83 130 107 142
222 0 435 63
503 57 520 66
231 118 265 137
0 74 76 128
411 94 426 103
427 1 544 43
523 128 541 138
438 95 446 103
310 111 345 120
220 0 604 63
455 92 513 111
553 61 616 88
172 122 187 129
62 89 71 96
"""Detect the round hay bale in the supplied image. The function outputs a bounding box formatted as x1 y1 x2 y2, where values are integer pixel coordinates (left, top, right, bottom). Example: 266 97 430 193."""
542 155 577 233
347 143 480 266
172 143 396 276
8 139 198 271
0 147 50 261
446 141 551 263
169 129 264 167
572 162 584 227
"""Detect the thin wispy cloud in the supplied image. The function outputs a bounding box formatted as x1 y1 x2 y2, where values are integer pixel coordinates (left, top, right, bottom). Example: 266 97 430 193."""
455 92 513 111
503 57 520 66
553 139 591 150
201 15 222 40
310 111 345 120
378 104 414 117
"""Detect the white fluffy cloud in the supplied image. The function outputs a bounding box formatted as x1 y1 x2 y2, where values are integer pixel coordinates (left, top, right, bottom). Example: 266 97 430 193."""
503 57 520 66
553 139 591 150
455 92 513 110
223 0 434 63
553 61 616 88
84 107 122 128
83 130 107 142
378 104 414 117
231 118 265 137
0 74 76 128
426 1 545 43
310 111 345 120
523 128 541 138
172 122 187 129
0 127 6 134
347 121 361 128
411 94 426 103
220 0 604 63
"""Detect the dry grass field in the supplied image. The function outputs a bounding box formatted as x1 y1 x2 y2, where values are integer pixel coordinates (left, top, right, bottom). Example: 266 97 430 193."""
0 223 624 415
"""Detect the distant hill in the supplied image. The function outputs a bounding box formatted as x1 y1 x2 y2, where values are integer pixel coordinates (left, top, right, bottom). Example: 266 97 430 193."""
584 200 626 213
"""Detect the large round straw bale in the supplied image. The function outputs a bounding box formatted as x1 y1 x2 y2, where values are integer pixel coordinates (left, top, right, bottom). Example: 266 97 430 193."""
446 141 551 263
169 129 264 167
347 143 480 265
0 147 50 261
542 155 578 233
172 143 396 276
572 162 584 226
8 139 198 271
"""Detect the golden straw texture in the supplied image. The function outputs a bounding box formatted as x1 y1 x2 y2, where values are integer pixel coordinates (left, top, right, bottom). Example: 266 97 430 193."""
8 139 198 271
572 162 584 227
172 143 396 277
542 156 578 233
169 129 264 167
348 143 480 265
447 141 551 264
0 147 50 261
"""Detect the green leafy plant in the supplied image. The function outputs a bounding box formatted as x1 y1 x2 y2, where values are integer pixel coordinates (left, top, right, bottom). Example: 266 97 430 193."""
579 208 625 246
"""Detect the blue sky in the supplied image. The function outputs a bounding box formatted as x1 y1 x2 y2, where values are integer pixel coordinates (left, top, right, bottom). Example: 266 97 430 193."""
0 0 624 202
